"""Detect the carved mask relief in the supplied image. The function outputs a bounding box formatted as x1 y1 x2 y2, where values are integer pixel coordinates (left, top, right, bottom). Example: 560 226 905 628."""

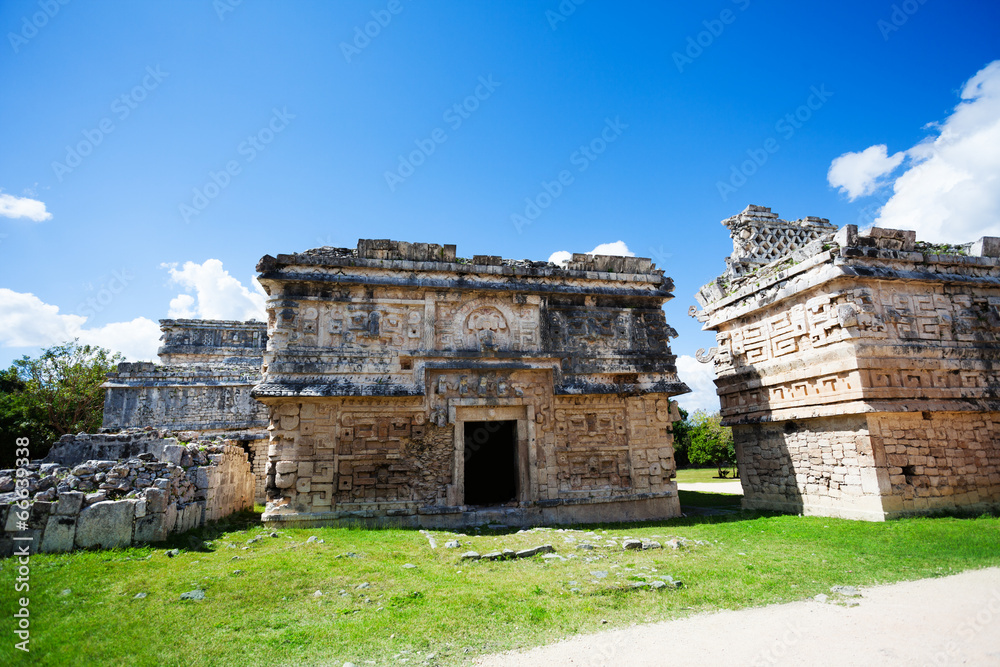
465 306 509 351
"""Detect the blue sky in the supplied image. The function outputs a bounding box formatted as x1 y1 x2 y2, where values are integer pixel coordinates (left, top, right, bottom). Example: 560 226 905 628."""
2 0 999 412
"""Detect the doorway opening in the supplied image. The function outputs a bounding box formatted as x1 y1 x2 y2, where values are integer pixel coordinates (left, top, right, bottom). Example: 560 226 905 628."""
463 420 518 506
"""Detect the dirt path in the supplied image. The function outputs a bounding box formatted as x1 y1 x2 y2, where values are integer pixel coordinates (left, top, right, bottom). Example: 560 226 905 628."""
676 481 743 494
475 567 1000 666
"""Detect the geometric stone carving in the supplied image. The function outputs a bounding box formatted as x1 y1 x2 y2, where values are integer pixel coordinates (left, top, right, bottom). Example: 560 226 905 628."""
697 208 1000 520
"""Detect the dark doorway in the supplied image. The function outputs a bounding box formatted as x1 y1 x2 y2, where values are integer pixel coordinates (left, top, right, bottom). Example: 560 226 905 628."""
463 420 518 506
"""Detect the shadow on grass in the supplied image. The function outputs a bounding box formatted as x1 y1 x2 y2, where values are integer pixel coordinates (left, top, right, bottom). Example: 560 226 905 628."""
678 489 743 509
159 507 264 552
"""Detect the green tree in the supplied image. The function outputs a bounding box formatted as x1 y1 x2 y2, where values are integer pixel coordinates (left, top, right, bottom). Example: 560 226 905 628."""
670 406 691 467
686 410 737 478
0 340 122 466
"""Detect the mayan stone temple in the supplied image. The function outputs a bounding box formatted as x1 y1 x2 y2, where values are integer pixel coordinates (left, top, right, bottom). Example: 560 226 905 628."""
251 239 689 527
693 205 1000 520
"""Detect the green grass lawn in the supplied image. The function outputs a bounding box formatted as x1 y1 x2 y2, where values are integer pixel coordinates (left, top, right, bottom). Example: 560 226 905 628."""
2 510 999 666
678 490 744 510
675 467 740 484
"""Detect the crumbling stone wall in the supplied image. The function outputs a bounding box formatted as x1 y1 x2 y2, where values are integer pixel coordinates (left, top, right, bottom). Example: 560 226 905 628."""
253 239 689 528
693 205 1000 520
100 319 269 503
0 435 254 555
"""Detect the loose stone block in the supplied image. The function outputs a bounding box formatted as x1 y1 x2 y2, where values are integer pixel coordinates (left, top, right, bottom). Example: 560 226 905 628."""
40 515 77 553
134 512 168 543
145 487 167 514
75 500 135 549
54 491 85 516
162 445 186 466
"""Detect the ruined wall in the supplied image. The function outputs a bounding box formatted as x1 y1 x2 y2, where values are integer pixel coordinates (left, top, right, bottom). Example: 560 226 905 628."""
100 319 269 502
254 240 689 528
693 205 1000 520
0 437 254 555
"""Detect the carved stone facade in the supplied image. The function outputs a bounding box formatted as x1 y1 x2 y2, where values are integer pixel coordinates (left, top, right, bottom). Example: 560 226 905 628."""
693 205 1000 520
252 240 689 528
102 319 269 502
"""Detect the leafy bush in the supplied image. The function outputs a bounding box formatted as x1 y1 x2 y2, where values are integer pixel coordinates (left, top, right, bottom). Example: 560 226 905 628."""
0 340 122 465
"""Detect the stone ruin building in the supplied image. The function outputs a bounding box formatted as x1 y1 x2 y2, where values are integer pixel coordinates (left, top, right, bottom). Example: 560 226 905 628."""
101 318 270 502
692 205 1000 520
252 239 690 528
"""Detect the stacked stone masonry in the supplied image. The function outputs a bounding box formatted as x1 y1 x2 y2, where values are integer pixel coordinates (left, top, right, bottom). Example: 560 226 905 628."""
0 433 255 555
253 239 689 528
693 205 1000 520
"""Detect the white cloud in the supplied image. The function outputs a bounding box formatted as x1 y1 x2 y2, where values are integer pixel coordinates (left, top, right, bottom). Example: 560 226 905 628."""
829 60 1000 243
588 241 635 257
167 294 196 319
674 354 720 414
548 250 572 265
76 318 162 362
0 289 84 347
0 191 52 222
827 144 905 200
163 259 266 321
548 241 635 265
0 288 159 361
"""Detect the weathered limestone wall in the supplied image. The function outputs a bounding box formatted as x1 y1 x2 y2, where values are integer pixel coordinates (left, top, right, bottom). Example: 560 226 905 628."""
0 437 254 555
102 363 268 432
102 319 268 435
693 205 1000 520
736 412 1000 519
870 412 1000 515
254 239 689 528
247 439 269 505
735 416 881 520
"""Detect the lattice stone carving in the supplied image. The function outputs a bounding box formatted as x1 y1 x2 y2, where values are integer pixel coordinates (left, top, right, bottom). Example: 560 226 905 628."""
723 205 835 277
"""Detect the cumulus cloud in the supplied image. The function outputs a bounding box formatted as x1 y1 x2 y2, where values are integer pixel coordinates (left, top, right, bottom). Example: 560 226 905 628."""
0 288 159 361
76 318 162 362
674 354 720 414
827 144 905 200
0 289 84 347
163 259 266 321
0 191 52 222
547 241 635 265
167 294 197 319
828 60 1000 243
548 250 572 265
